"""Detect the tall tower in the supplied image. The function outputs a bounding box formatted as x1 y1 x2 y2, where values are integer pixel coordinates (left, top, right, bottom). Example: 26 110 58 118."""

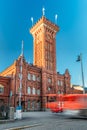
30 16 59 72
30 15 59 109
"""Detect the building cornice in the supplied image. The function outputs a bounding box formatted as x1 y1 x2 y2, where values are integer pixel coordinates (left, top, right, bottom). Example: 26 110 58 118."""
30 16 59 35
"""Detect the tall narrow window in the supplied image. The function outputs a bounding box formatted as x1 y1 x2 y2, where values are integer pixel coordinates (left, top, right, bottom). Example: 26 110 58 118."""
32 88 36 95
48 78 52 83
0 85 4 94
32 74 36 81
58 80 61 86
27 87 31 94
28 73 31 80
37 89 40 95
37 76 40 82
60 81 63 86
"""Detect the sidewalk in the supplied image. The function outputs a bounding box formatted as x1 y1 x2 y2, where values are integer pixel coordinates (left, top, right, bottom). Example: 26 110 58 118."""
0 111 51 130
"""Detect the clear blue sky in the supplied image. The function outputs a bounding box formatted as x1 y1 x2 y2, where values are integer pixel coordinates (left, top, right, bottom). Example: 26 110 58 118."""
0 0 87 86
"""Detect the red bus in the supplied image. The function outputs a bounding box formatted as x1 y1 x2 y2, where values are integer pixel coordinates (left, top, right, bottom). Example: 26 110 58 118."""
63 94 87 117
46 94 87 117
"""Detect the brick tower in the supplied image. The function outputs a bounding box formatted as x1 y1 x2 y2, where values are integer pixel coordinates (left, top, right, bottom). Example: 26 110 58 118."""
30 14 59 110
30 16 59 71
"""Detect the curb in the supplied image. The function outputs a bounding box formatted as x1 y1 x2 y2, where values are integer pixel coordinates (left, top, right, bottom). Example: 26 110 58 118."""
0 119 15 124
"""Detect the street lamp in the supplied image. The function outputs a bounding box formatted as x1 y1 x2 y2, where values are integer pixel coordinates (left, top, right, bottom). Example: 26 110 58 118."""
76 53 85 94
19 40 24 108
16 41 24 119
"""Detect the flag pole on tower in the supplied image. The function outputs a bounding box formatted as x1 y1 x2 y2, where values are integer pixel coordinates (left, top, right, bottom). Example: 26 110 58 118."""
55 14 58 24
31 17 34 26
42 7 45 16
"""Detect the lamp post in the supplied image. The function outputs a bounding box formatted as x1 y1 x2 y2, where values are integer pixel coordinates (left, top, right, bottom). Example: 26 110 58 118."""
16 41 24 119
19 40 24 108
76 53 85 94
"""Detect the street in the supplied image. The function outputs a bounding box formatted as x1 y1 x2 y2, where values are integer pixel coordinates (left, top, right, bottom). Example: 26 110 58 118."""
0 111 87 130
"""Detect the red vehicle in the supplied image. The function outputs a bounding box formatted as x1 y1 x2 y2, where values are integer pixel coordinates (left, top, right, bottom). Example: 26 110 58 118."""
51 107 63 113
46 93 87 116
63 94 87 117
46 94 63 113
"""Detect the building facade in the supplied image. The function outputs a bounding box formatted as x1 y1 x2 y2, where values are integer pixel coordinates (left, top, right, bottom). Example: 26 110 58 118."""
0 15 73 111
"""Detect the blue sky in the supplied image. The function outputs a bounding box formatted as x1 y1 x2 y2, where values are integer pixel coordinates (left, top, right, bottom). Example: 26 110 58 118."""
0 0 87 86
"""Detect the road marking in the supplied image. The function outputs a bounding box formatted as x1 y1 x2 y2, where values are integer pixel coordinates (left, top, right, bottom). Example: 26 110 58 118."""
4 123 42 130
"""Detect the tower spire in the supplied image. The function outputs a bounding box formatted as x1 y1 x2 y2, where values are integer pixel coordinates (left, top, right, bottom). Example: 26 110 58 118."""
21 40 24 56
31 17 34 26
42 7 45 16
55 14 58 24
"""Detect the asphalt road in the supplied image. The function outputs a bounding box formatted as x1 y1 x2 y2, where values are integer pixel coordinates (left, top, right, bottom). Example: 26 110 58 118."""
0 111 87 130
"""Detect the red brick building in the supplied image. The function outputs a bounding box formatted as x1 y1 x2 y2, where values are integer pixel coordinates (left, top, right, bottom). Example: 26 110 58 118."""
0 15 75 111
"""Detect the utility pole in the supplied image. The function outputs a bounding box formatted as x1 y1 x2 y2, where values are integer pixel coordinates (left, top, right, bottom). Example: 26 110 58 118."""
76 53 85 94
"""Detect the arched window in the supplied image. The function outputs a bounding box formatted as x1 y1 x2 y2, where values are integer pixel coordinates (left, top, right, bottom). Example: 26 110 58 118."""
58 80 63 86
37 76 40 82
28 73 31 80
32 74 36 81
27 87 31 94
32 88 36 95
60 81 63 86
57 80 60 85
0 84 4 94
